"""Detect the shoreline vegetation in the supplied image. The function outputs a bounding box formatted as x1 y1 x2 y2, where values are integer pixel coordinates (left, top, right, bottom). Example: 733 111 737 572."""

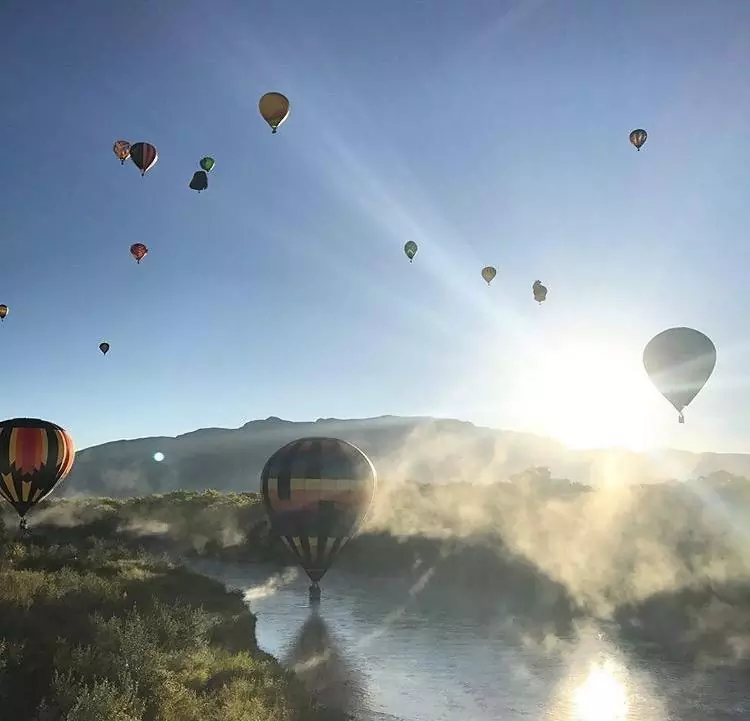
0 515 341 721
0 477 748 718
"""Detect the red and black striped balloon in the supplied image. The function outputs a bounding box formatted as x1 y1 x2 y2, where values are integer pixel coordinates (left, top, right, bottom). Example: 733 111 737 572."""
0 418 75 518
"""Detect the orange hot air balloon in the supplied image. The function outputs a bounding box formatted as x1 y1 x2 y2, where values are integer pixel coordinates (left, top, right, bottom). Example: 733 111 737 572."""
99 342 110 355
0 305 7 321
130 243 148 263
0 417 76 524
113 140 131 164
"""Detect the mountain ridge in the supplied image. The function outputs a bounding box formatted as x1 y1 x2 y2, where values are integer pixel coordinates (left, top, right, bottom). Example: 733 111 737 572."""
63 415 750 498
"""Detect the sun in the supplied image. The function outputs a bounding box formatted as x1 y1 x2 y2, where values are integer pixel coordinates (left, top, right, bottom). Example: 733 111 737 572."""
515 335 660 450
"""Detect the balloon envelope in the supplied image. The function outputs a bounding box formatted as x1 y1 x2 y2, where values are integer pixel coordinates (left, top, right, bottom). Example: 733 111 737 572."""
99 342 110 355
643 327 716 417
259 92 290 133
0 304 7 320
199 156 215 173
533 280 547 303
261 437 377 583
130 142 158 175
481 266 497 284
404 241 418 261
629 129 647 150
0 418 75 518
130 243 148 263
189 170 208 192
113 140 131 164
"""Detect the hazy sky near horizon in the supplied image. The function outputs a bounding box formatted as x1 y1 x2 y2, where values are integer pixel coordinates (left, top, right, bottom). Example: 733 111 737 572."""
1 0 749 453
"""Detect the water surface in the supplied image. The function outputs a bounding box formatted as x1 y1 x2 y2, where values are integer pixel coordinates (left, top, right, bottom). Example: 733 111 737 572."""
191 560 747 720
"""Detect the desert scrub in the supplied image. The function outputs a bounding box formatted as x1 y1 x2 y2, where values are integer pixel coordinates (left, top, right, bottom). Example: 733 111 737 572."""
0 537 330 721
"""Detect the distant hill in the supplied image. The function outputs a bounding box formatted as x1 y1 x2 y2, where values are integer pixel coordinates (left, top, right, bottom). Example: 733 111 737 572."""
61 415 750 498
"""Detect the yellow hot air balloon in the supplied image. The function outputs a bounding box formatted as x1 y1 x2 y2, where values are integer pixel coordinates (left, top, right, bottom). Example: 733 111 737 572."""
259 92 290 134
481 266 497 285
0 305 7 321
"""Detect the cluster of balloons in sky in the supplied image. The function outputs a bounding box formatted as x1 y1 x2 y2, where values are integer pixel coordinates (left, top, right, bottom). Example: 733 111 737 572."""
0 100 717 536
0 106 718 423
401 130 648 302
97 93 286 356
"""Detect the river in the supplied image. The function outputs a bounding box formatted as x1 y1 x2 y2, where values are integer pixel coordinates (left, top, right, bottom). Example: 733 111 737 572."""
190 560 748 720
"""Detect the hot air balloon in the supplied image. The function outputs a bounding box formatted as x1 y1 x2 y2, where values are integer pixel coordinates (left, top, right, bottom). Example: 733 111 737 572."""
404 241 418 262
629 129 647 151
259 92 290 134
130 142 158 176
0 305 7 321
532 280 548 304
481 266 497 285
113 140 131 164
130 243 148 263
189 170 208 192
261 437 377 600
643 327 716 424
99 342 110 355
199 156 215 173
0 417 75 530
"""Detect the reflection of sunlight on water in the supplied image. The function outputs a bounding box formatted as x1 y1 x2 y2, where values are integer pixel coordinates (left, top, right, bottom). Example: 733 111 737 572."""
571 660 629 721
548 627 669 721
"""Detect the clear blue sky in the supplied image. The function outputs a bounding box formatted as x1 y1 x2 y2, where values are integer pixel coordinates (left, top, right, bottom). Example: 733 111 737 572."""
1 0 749 452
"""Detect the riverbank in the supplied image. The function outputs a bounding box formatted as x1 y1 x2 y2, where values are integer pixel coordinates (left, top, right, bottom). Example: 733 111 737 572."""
8 488 750 670
0 530 337 721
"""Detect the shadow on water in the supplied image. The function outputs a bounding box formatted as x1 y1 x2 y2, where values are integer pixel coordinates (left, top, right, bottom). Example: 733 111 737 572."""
283 610 369 720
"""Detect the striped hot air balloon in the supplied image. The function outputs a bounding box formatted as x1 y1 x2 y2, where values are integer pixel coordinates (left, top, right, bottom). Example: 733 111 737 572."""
261 437 376 594
129 142 158 176
0 418 75 526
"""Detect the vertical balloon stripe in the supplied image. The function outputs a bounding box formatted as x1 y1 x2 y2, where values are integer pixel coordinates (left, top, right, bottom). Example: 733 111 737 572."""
1 473 18 502
11 428 47 474
55 429 75 478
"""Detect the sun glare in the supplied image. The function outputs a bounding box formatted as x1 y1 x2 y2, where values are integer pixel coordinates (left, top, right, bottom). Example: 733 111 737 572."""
571 661 629 721
515 337 660 451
